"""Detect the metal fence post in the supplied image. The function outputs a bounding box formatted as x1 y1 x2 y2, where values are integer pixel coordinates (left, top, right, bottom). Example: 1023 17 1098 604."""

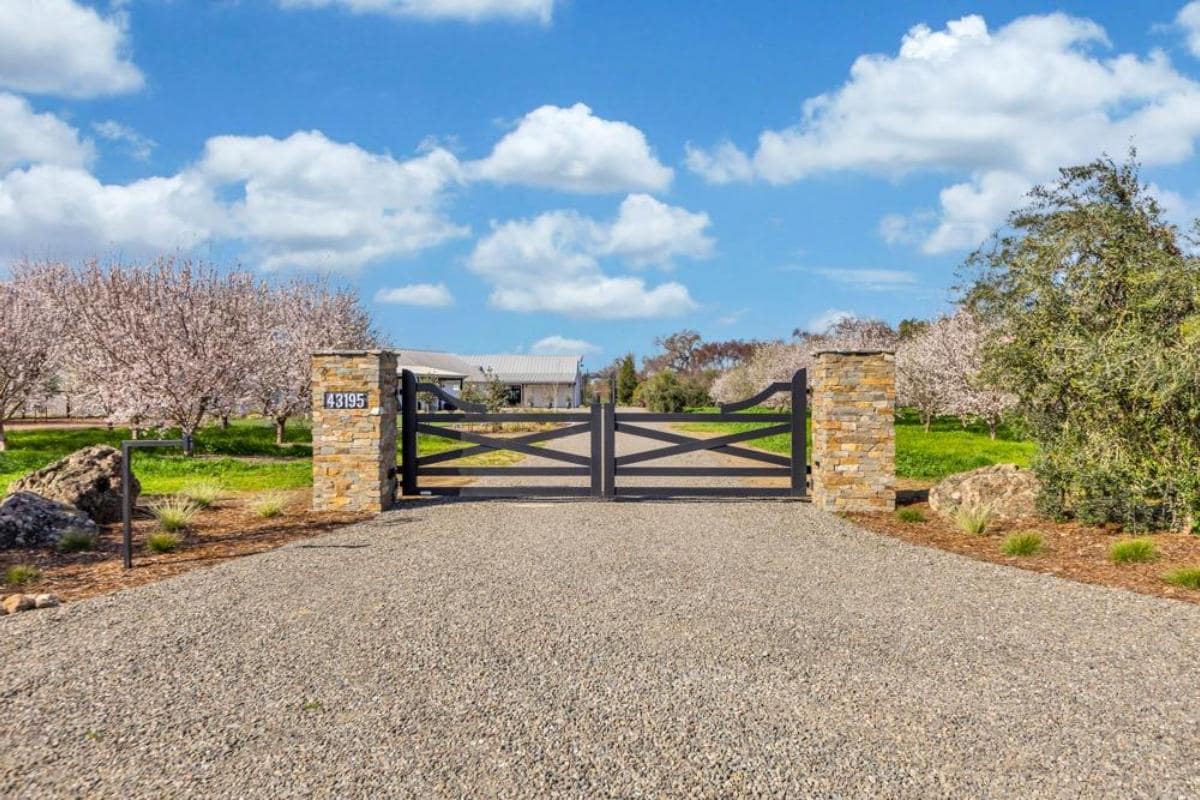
122 435 190 569
400 369 418 496
791 369 808 497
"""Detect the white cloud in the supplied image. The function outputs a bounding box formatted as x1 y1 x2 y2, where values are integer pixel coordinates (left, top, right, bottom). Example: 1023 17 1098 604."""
374 282 454 306
0 93 93 172
814 268 917 291
0 129 468 270
603 194 713 266
468 195 709 318
805 309 855 335
921 170 1031 254
0 165 218 262
0 0 144 97
195 130 468 270
687 12 1200 252
92 120 157 162
1179 2 1200 57
278 0 557 23
472 103 673 193
684 140 754 185
530 335 600 355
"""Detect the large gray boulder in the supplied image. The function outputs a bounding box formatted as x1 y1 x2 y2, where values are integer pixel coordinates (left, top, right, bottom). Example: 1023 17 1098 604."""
0 491 98 550
928 464 1042 522
8 445 137 523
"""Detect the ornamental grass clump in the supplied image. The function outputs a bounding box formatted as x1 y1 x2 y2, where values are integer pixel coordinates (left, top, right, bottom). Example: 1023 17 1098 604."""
1001 531 1044 556
895 507 926 523
57 528 97 553
953 505 994 536
149 497 201 533
178 480 223 509
1108 537 1158 565
5 564 41 586
1163 567 1200 590
145 532 180 554
252 493 286 519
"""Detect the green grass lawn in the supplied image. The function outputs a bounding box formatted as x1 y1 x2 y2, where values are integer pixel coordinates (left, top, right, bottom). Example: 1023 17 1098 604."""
678 407 1035 482
0 418 521 496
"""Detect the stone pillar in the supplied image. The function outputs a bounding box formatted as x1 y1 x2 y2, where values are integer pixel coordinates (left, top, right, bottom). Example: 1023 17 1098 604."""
311 350 397 513
811 350 896 513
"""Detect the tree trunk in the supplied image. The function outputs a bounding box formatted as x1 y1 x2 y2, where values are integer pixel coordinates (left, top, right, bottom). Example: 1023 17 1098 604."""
275 417 287 446
989 420 997 440
220 415 230 429
922 412 931 433
131 426 141 440
182 427 195 456
0 420 7 452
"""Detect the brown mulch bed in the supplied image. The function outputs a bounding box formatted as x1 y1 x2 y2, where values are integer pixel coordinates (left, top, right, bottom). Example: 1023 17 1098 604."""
850 485 1200 605
0 490 367 603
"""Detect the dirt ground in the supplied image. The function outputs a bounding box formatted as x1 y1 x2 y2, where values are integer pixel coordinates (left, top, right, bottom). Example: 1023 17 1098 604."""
0 489 366 602
850 482 1200 606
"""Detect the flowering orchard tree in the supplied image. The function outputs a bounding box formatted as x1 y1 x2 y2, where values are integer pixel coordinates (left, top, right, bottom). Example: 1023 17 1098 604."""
895 311 1015 437
0 279 57 451
246 278 376 444
19 259 275 453
711 341 811 408
941 311 1016 438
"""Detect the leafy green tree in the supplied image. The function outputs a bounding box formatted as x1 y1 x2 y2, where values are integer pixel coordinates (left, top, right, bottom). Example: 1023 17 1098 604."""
963 153 1200 528
616 354 638 405
635 370 691 413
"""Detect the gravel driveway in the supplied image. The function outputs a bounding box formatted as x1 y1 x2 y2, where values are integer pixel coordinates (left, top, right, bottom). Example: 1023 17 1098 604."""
2 500 1199 798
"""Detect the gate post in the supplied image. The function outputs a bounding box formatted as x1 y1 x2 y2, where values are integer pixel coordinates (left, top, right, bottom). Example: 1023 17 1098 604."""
810 350 895 513
790 368 808 497
311 350 398 513
400 369 418 496
602 401 615 499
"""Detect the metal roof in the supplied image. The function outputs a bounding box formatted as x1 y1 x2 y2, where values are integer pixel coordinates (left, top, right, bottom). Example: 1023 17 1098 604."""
459 354 582 385
392 349 484 381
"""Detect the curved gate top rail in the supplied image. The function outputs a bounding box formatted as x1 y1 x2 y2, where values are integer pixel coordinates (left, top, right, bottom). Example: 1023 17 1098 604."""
396 369 807 500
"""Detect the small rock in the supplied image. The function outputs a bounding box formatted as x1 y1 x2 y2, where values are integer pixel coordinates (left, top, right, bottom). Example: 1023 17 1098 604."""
2 594 35 614
33 593 59 609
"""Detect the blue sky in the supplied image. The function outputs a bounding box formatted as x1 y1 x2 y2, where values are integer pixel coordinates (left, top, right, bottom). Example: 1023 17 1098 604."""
4 0 1200 367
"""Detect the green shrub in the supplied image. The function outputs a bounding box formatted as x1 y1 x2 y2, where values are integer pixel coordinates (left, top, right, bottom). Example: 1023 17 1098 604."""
145 532 181 553
953 505 994 536
895 507 926 523
149 497 200 532
252 493 286 519
5 564 41 586
178 480 223 509
1001 531 1044 556
964 155 1200 529
1163 567 1200 589
57 528 97 553
1108 537 1158 564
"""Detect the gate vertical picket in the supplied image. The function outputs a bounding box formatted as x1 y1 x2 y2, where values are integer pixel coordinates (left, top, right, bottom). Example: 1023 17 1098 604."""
602 401 615 499
400 368 418 496
790 368 807 497
590 403 603 497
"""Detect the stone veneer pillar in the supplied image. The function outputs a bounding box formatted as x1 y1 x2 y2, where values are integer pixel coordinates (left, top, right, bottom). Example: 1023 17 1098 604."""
311 350 397 513
811 350 896 513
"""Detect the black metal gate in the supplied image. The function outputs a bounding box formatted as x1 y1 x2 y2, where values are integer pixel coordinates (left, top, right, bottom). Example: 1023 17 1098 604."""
397 369 807 500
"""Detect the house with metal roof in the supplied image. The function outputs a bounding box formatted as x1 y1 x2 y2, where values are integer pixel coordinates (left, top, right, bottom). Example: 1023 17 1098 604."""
394 349 584 408
459 354 583 408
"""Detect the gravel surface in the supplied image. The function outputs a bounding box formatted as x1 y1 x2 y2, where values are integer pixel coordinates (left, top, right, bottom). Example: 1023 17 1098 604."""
2 500 1199 798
